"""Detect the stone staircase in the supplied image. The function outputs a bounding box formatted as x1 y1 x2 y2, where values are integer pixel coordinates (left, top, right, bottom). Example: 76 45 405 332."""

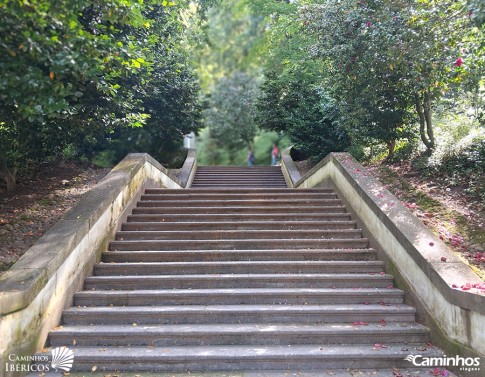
191 166 288 188
41 166 445 373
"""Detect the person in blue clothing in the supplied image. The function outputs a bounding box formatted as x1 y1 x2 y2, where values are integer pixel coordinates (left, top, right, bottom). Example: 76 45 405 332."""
247 148 255 166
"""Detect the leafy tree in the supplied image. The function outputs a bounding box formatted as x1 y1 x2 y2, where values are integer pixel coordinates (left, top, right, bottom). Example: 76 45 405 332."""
257 67 351 161
203 71 259 163
302 0 482 154
0 0 201 190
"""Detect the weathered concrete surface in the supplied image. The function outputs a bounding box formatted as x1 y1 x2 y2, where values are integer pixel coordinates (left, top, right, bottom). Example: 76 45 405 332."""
0 153 188 377
280 148 301 188
178 148 197 188
282 151 485 361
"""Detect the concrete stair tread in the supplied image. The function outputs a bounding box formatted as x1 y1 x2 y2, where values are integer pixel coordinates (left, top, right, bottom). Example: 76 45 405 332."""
121 221 358 231
86 273 392 280
96 261 383 267
140 193 337 199
132 205 346 209
75 287 402 297
127 213 353 222
64 304 415 316
108 239 370 251
38 343 443 360
136 199 342 206
114 229 363 240
145 188 332 193
62 304 417 325
102 248 377 261
51 322 429 335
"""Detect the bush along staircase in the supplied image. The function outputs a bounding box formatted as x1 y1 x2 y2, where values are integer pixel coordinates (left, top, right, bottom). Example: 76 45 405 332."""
41 166 448 374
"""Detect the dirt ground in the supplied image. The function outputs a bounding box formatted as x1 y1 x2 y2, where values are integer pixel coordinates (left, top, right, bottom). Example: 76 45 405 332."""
294 158 485 282
0 162 110 274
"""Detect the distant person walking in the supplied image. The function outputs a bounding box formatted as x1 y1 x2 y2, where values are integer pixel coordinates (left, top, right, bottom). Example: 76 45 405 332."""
247 148 255 167
271 144 279 166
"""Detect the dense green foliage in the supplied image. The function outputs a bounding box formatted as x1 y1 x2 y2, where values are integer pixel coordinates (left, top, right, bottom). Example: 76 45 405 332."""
1 0 484 193
0 0 201 191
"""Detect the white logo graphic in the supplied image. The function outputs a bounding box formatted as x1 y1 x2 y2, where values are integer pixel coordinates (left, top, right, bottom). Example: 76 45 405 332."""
405 354 481 372
51 347 74 372
404 355 419 363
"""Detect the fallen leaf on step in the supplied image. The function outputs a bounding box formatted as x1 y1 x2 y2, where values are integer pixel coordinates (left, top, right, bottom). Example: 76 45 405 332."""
73 339 76 346
92 365 97 372
373 343 382 349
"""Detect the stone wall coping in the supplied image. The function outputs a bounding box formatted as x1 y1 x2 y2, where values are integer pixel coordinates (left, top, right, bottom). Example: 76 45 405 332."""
177 149 197 188
281 147 301 187
284 151 485 315
0 153 182 315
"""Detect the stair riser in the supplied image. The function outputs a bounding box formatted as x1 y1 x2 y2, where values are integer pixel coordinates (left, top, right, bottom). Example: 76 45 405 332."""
136 199 342 208
109 239 369 251
102 250 376 262
74 294 403 306
131 207 347 214
121 221 357 231
114 230 363 241
49 332 428 347
84 277 391 290
94 264 382 275
62 311 416 325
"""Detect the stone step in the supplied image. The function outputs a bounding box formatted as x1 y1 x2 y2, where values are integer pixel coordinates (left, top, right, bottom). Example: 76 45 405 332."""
85 273 390 290
121 220 357 231
131 205 347 215
196 166 283 170
136 198 342 207
140 192 338 200
190 184 289 188
102 248 376 263
192 176 286 180
26 369 459 377
114 229 363 241
62 304 417 325
126 213 353 223
109 238 369 251
94 260 382 276
34 344 443 371
49 323 430 347
74 287 403 306
144 188 332 194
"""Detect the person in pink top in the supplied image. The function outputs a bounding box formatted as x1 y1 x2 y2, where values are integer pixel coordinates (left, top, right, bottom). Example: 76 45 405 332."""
271 144 279 166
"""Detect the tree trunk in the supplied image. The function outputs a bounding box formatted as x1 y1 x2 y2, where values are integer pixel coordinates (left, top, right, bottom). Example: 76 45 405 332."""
423 92 435 151
385 139 396 161
414 92 433 153
0 153 17 192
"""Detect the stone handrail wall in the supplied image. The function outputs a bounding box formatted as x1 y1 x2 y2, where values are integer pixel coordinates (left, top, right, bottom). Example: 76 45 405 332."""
281 151 485 360
0 152 196 376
